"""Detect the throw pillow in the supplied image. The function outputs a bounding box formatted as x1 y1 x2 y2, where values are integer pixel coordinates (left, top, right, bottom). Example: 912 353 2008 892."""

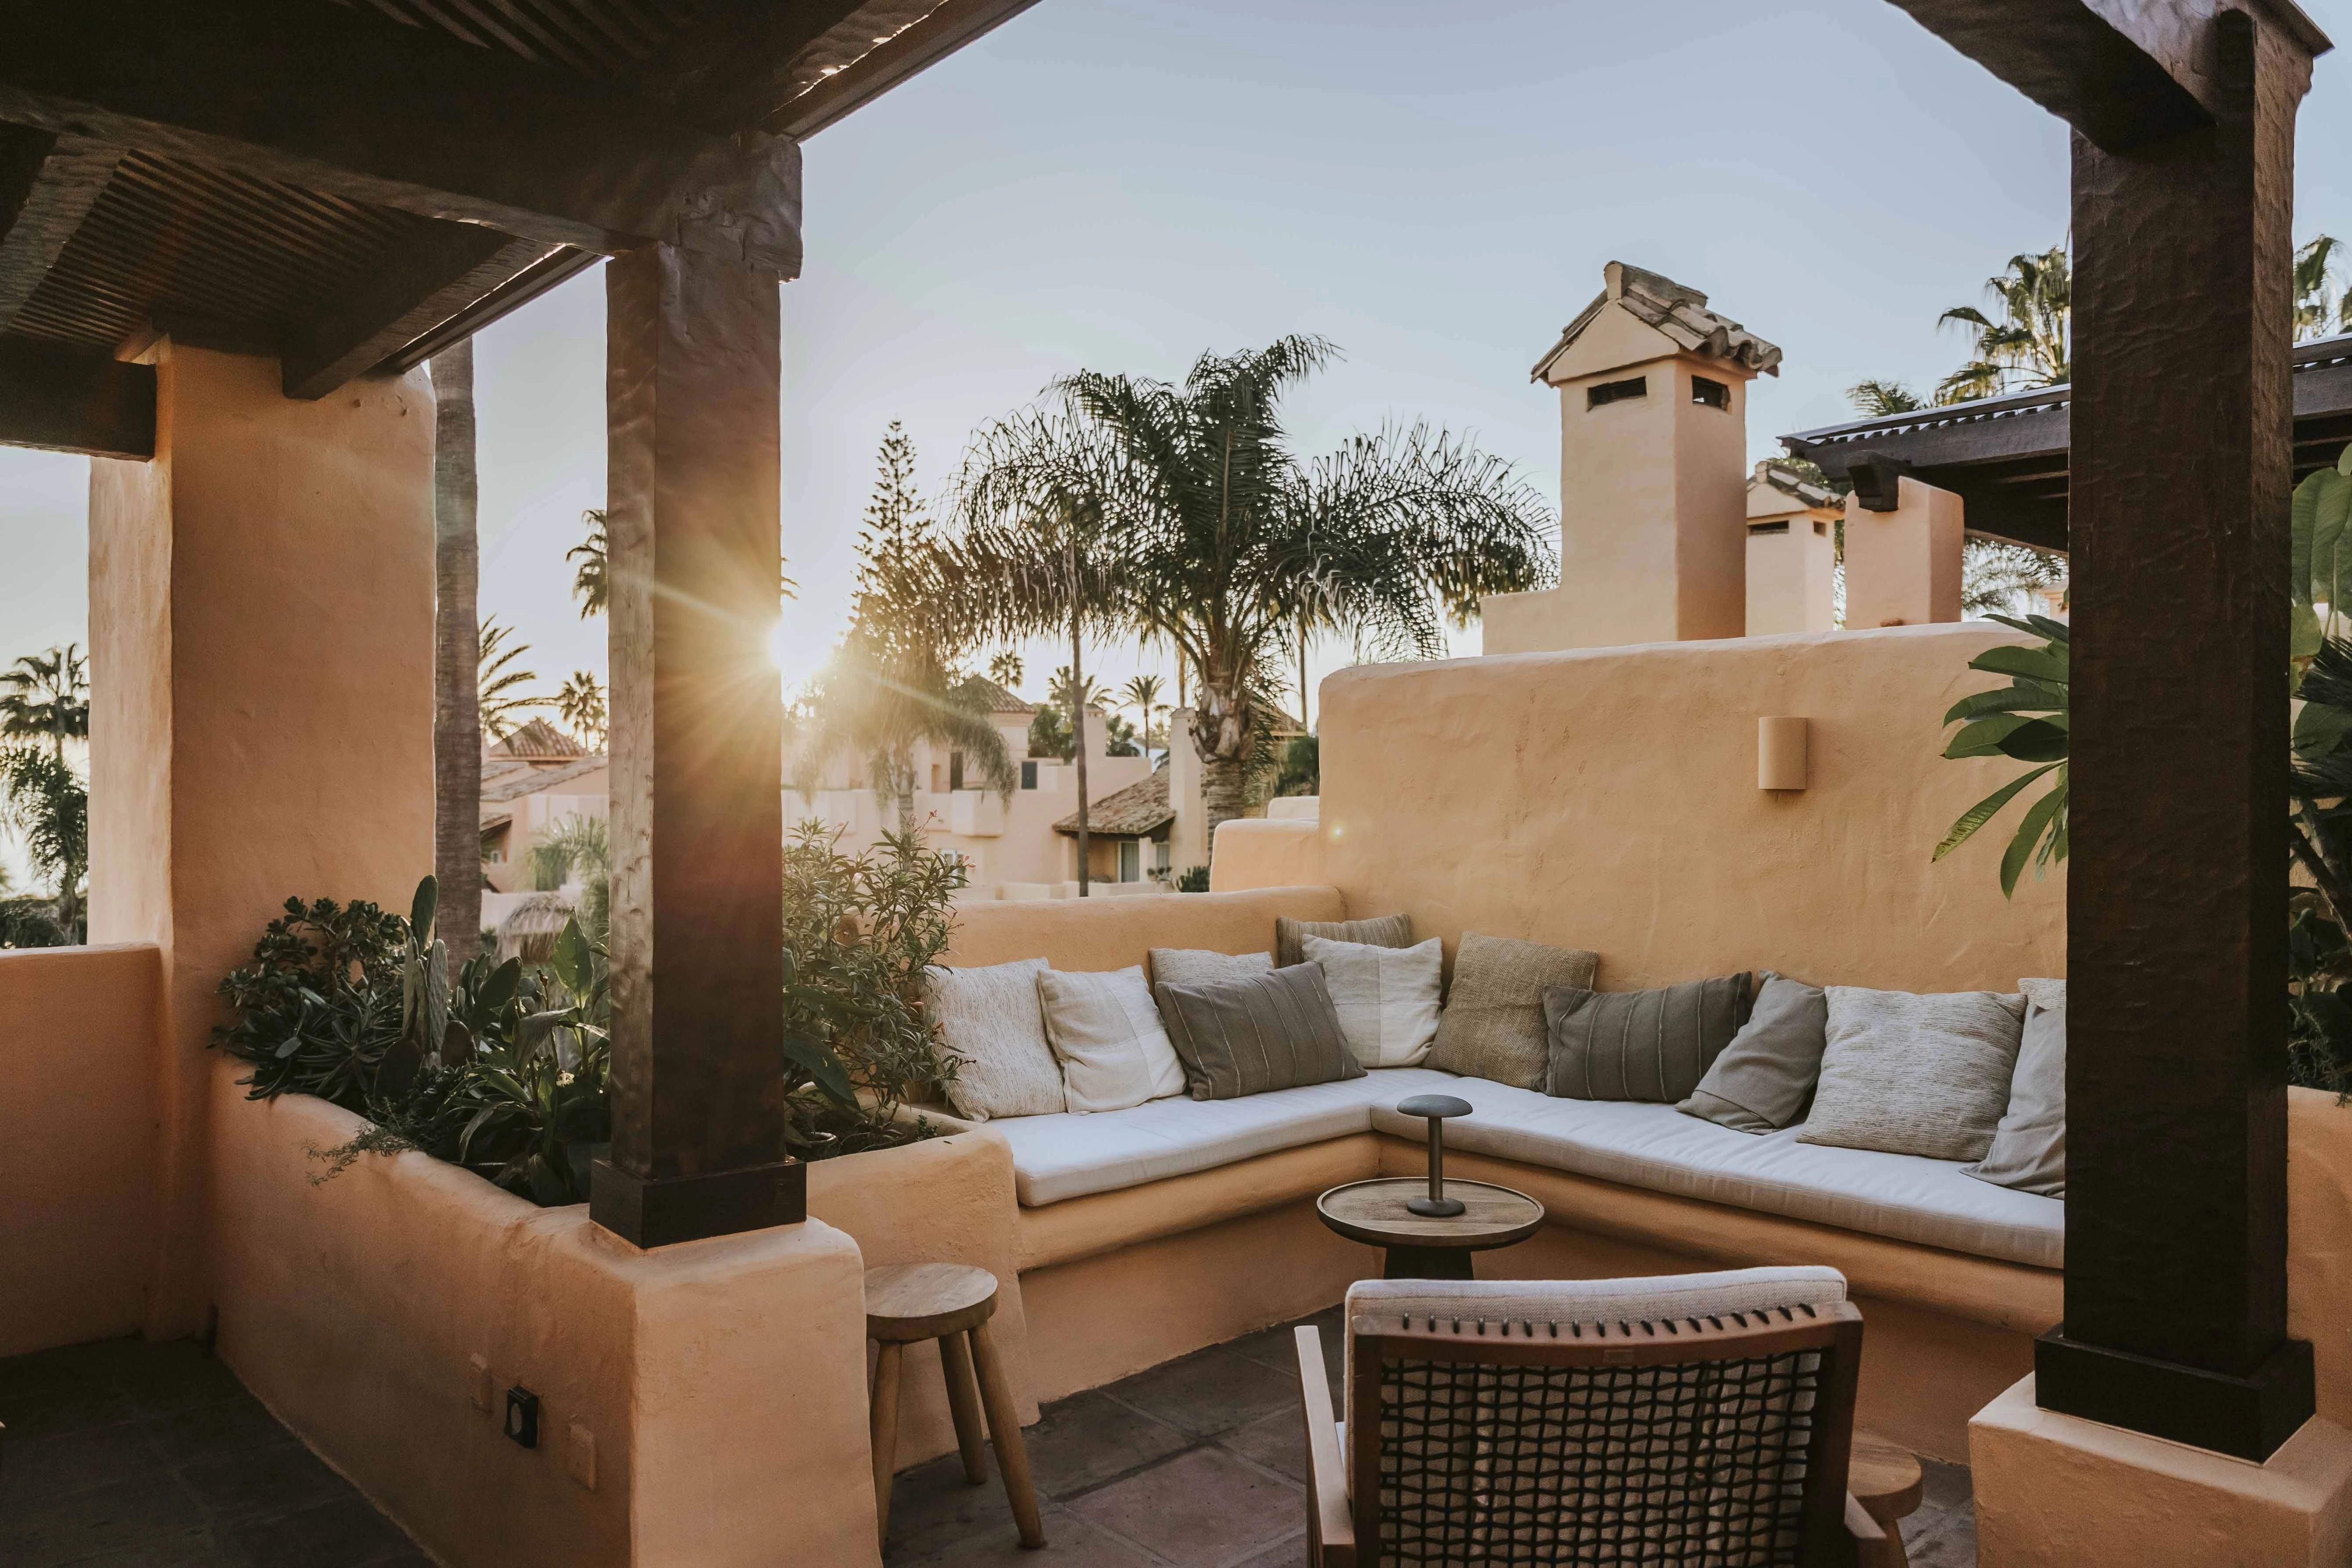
1544 973 1754 1103
1424 932 1601 1089
1963 978 2067 1196
1301 933 1443 1068
1277 912 1413 968
1798 986 2026 1161
1155 963 1365 1100
1037 966 1189 1115
1676 973 1830 1133
926 957 1064 1122
1149 947 1274 990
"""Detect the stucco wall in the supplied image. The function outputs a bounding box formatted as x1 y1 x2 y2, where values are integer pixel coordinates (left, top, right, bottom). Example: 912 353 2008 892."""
944 884 1345 971
207 1060 879 1568
1312 623 2065 992
0 943 161 1356
90 343 437 1336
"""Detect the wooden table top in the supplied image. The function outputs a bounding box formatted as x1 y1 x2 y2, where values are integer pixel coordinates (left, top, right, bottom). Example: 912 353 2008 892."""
1848 1431 1925 1522
1316 1178 1546 1251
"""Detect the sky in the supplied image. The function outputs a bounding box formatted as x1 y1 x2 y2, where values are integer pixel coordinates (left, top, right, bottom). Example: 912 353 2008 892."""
6 0 2352 831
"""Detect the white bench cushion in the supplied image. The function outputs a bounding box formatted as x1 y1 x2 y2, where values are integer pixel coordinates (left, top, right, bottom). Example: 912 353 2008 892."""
994 1068 1461 1206
1369 1078 2063 1268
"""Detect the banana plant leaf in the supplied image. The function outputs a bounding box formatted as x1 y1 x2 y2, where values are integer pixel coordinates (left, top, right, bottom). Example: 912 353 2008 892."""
1934 762 2062 863
1944 714 2069 762
784 1032 859 1110
1998 775 2069 897
1967 643 2069 684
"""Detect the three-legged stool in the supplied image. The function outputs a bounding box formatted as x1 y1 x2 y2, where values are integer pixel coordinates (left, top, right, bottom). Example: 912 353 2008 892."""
864 1263 1044 1552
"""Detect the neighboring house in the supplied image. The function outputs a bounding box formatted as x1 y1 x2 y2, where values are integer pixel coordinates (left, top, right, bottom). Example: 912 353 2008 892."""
1744 459 1841 635
1055 767 1175 888
783 678 1158 900
479 718 607 895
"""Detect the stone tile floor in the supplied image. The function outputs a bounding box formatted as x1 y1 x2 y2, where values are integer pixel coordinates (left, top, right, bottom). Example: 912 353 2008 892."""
0 1315 1977 1568
0 1335 430 1568
884 1305 1980 1568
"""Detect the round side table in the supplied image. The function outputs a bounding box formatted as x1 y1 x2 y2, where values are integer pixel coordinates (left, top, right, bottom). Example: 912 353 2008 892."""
1315 1177 1544 1279
1847 1430 1926 1568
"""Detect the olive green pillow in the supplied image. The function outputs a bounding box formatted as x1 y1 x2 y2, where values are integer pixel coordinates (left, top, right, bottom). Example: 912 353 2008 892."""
1426 932 1601 1089
1544 973 1754 1103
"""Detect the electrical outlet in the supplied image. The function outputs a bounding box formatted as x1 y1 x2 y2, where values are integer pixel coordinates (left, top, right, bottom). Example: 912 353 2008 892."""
567 1422 596 1491
468 1355 491 1413
504 1386 539 1449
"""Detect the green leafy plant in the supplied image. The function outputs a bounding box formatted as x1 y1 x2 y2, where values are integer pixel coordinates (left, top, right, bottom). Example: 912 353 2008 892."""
215 895 411 1106
1177 865 1210 893
1933 615 2070 897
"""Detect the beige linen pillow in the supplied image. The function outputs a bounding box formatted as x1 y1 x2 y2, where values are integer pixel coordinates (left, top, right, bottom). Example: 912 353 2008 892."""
1277 912 1413 968
926 957 1065 1121
1149 947 1273 989
1962 977 2067 1195
1425 932 1601 1089
1037 966 1187 1114
1798 986 2026 1161
1301 934 1443 1068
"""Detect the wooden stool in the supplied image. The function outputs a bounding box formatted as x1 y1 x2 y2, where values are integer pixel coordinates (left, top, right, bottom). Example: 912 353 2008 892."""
864 1263 1044 1552
1848 1430 1926 1568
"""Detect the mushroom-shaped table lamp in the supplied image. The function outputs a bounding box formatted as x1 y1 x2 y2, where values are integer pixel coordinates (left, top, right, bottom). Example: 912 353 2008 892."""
1396 1093 1474 1218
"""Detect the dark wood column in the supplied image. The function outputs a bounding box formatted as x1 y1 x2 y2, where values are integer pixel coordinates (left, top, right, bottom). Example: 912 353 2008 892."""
591 241 795 1248
2042 6 2315 1461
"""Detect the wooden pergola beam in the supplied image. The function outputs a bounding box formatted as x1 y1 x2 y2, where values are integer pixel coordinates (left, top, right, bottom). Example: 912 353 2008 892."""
1892 0 2328 1462
0 0 802 276
280 226 561 401
0 333 154 459
0 125 122 332
770 0 1048 139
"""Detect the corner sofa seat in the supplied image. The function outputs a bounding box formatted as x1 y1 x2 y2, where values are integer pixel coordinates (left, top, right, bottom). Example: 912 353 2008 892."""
1367 1077 2063 1270
989 1068 1461 1206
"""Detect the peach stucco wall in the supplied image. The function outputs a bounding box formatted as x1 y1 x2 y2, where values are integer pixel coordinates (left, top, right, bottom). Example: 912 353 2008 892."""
89 343 436 1336
208 1060 880 1568
1310 622 2065 992
0 943 162 1356
944 884 1345 970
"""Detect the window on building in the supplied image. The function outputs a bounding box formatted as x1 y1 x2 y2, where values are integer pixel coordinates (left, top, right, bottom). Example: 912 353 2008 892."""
1118 840 1140 883
1021 760 1037 790
1813 519 1829 536
949 750 965 791
1692 375 1730 410
1586 376 1646 409
1748 520 1789 537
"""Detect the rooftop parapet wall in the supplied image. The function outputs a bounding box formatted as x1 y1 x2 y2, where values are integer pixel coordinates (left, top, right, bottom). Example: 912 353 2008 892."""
1315 622 2064 993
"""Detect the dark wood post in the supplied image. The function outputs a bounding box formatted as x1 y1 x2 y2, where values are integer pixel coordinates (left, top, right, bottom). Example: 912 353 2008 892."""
590 240 797 1247
2041 4 2317 1461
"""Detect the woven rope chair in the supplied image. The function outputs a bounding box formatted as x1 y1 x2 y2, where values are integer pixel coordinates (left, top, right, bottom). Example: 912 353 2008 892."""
1293 1267 1884 1567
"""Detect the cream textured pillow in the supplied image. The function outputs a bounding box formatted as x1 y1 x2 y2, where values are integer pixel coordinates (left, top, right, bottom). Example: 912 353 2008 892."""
926 957 1064 1121
1037 966 1187 1114
1301 934 1442 1068
1798 986 2026 1161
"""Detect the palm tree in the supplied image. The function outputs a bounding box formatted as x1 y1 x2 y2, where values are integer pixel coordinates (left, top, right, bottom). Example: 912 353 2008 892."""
0 643 90 940
1846 379 1927 416
556 670 607 747
794 425 1016 835
955 336 1552 845
987 650 1025 691
1121 673 1167 749
430 343 484 962
568 509 608 618
477 619 540 740
2298 235 2347 342
1937 246 2071 402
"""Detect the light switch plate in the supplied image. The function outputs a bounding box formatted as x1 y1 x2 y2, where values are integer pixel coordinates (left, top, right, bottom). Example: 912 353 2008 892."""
567 1422 596 1491
468 1355 491 1413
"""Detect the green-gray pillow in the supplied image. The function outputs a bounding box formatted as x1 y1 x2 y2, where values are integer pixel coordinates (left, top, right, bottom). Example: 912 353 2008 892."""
1276 912 1413 968
1544 974 1754 1103
1155 963 1365 1100
1676 973 1829 1133
1425 933 1601 1089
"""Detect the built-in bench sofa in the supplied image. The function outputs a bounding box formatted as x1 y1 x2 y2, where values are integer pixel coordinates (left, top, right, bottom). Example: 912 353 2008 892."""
931 885 2064 1463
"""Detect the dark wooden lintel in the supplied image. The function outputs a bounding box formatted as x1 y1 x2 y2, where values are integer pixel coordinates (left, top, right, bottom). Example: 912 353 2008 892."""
1884 0 2221 151
0 332 153 459
0 0 803 277
770 0 1046 138
0 124 122 331
282 226 560 401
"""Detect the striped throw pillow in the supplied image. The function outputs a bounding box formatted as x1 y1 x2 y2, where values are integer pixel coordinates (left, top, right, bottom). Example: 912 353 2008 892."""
1543 974 1754 1103
1154 963 1365 1100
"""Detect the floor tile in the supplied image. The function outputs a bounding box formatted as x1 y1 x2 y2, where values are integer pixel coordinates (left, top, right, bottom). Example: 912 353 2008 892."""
1022 1390 1193 1501
1918 1455 1973 1512
215 1494 408 1568
177 1439 348 1524
1226 1533 1310 1568
903 1504 1162 1567
0 1470 206 1568
0 1416 162 1506
115 1347 244 1420
1215 1410 1310 1485
882 1449 1023 1562
1065 1445 1302 1568
1905 1499 1979 1568
142 1398 303 1465
1099 1345 1299 1440
44 1525 231 1567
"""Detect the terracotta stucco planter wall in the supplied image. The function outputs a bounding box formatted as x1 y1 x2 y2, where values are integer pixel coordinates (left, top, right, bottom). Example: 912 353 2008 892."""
0 943 161 1357
205 1059 880 1568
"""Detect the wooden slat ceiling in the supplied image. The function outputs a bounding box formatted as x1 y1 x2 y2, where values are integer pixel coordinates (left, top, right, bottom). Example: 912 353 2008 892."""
11 152 442 354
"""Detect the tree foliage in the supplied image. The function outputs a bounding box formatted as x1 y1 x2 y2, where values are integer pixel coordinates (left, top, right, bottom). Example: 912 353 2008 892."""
1937 246 2071 402
477 618 540 740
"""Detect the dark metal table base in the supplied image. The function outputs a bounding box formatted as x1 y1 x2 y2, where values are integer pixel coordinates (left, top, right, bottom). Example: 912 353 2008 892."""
1383 1245 1478 1281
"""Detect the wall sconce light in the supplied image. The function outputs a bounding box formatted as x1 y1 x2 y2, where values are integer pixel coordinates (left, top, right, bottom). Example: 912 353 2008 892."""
1759 717 1809 791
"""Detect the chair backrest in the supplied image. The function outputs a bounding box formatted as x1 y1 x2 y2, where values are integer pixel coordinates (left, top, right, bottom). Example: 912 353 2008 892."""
1343 1268 1862 1567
